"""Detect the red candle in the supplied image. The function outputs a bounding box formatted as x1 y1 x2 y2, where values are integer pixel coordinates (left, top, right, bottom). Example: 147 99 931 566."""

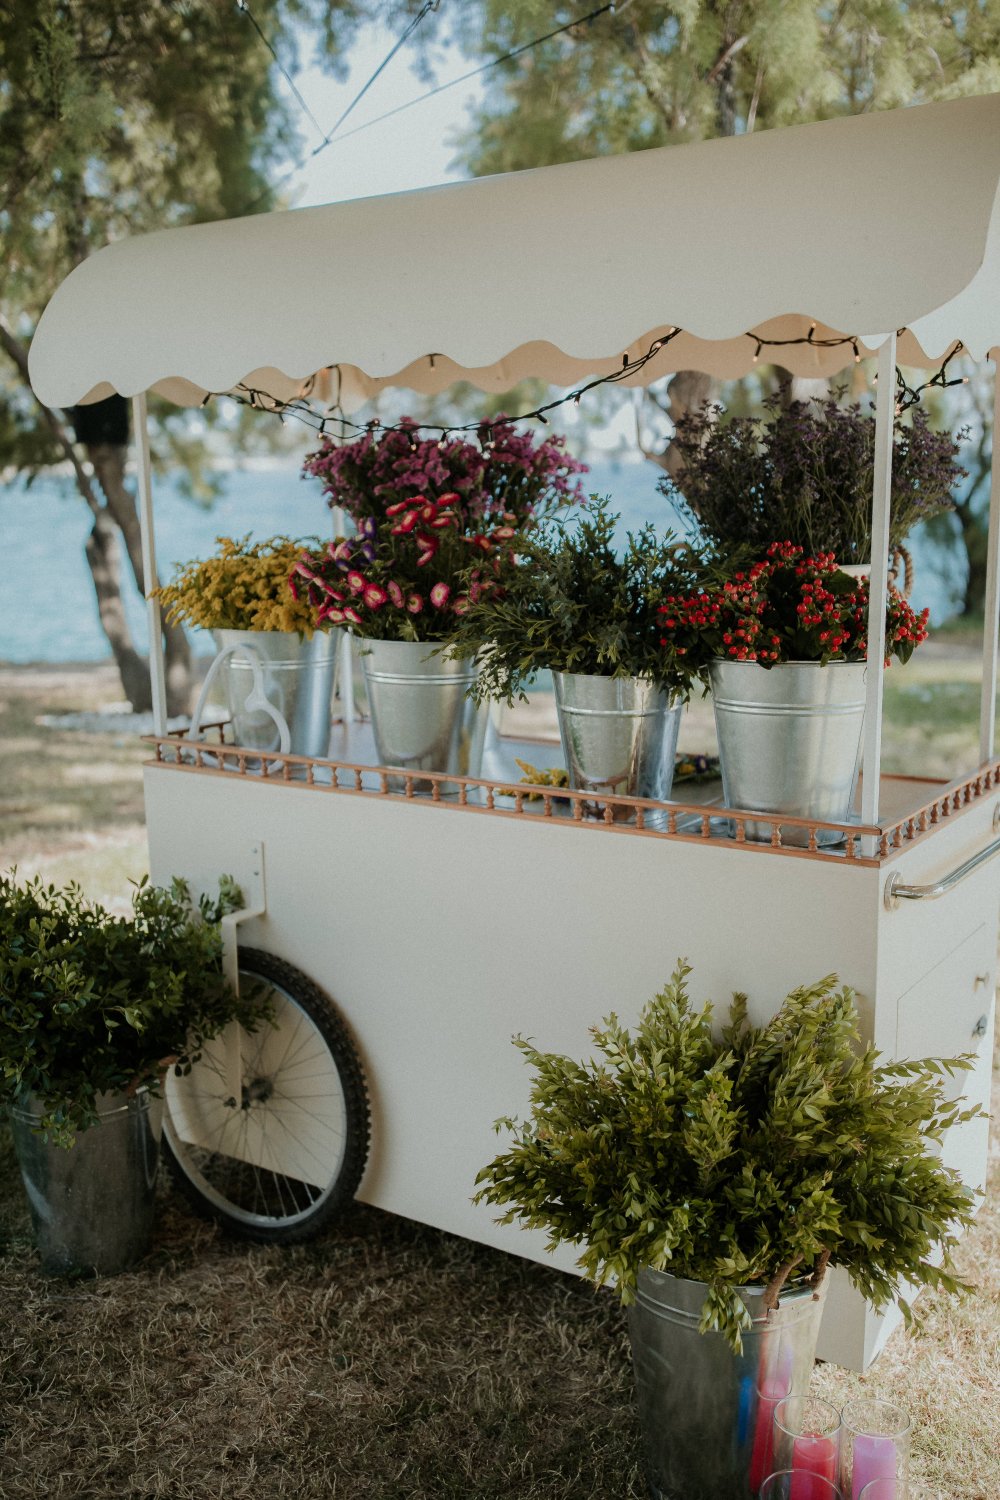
790 1431 840 1499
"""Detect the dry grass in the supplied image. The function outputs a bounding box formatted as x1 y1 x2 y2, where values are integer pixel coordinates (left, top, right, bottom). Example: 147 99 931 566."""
0 1154 645 1500
0 659 997 1499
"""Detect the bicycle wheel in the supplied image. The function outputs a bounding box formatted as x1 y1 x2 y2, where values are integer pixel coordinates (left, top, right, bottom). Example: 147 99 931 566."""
163 948 370 1242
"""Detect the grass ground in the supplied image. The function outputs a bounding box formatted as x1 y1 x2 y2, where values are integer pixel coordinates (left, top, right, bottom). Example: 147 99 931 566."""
0 654 997 1498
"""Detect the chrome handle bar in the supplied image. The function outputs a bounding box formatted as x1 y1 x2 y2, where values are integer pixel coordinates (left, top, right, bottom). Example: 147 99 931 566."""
884 827 1000 910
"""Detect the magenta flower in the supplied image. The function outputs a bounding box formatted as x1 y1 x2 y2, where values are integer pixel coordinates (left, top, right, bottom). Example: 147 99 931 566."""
343 606 363 626
346 570 365 594
363 583 388 609
407 593 424 615
430 582 451 609
387 580 405 609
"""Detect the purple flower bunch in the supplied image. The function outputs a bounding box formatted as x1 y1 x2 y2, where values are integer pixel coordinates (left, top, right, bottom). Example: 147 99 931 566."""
302 415 586 530
660 393 964 563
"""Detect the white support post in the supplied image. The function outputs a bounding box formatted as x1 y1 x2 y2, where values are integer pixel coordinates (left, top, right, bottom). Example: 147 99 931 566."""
132 393 168 736
979 358 1000 765
861 332 897 837
331 503 356 724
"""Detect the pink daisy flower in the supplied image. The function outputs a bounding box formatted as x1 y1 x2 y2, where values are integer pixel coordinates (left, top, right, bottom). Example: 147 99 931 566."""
363 583 387 609
430 582 451 609
407 594 424 615
346 570 366 594
387 581 405 608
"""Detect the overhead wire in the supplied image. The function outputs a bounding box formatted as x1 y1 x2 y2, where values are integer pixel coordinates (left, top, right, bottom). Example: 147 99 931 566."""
234 0 328 143
323 2 617 152
237 0 618 209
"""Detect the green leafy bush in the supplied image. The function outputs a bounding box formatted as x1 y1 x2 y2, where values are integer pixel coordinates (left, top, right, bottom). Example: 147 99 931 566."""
451 499 710 703
476 962 980 1350
0 873 273 1143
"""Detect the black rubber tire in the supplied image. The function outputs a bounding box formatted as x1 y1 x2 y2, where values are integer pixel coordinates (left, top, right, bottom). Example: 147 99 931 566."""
162 948 370 1243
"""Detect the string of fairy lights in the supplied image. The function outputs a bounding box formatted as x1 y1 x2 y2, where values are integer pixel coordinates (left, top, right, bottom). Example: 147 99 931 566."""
205 328 969 446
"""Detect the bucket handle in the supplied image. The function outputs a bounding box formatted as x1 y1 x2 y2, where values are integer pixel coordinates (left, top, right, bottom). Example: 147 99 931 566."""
188 643 292 762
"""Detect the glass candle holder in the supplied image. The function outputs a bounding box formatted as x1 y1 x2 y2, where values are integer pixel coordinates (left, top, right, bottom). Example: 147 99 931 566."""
859 1482 945 1500
773 1394 843 1488
839 1399 910 1500
759 1471 845 1500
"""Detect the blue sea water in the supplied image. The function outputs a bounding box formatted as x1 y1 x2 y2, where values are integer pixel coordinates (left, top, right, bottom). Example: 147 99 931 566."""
0 460 955 664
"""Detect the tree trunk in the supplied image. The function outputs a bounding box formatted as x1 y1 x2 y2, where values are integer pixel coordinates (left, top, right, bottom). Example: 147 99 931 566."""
643 369 714 477
85 512 153 711
953 492 990 618
87 442 193 716
0 317 177 714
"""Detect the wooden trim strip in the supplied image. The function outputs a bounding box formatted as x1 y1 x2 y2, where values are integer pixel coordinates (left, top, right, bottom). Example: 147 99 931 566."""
142 734 888 867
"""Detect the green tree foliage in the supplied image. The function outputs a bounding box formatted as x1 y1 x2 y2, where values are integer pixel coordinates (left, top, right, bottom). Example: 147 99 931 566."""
440 2 1000 172
0 0 408 704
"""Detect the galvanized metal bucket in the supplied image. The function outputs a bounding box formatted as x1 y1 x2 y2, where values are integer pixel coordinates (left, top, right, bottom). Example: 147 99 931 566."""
362 638 484 790
551 671 682 825
214 628 339 758
10 1089 164 1276
709 658 867 846
627 1269 828 1500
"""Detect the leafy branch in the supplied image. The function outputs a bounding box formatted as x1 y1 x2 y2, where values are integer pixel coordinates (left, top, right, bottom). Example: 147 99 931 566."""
475 961 981 1351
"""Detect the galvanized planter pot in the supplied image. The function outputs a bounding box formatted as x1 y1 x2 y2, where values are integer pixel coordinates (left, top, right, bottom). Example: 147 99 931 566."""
709 659 868 845
362 638 485 787
10 1089 164 1276
627 1269 828 1500
214 628 339 758
550 672 682 822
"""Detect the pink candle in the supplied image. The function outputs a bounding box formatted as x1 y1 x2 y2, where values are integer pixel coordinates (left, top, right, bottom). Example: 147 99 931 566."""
851 1434 898 1500
791 1432 839 1498
749 1376 790 1490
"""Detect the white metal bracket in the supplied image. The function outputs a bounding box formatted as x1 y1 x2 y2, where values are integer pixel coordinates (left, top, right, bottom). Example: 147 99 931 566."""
220 842 267 996
219 842 267 1110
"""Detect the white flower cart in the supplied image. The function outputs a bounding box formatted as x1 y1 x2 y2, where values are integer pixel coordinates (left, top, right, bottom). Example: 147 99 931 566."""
29 94 1000 1372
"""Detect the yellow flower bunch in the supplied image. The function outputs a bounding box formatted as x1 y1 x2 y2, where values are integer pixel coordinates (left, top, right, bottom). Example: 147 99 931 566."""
515 759 570 800
156 536 320 637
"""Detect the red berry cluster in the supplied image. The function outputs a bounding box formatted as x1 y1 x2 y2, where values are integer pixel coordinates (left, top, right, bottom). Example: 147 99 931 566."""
658 541 929 669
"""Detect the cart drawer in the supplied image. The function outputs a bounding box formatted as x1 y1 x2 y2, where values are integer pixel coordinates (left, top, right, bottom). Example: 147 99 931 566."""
895 921 995 1189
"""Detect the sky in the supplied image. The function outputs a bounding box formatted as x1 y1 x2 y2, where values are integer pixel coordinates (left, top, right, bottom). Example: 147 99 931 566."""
280 22 484 209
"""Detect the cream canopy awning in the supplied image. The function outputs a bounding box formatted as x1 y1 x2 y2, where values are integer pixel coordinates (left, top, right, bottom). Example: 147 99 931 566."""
28 92 1000 414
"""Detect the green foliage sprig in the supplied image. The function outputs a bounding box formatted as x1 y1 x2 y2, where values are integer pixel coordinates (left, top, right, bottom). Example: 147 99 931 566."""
0 873 274 1144
450 498 711 703
475 961 980 1351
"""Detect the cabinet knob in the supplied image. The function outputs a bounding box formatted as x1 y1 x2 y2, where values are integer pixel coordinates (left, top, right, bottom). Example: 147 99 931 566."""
974 973 991 990
973 1015 989 1038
